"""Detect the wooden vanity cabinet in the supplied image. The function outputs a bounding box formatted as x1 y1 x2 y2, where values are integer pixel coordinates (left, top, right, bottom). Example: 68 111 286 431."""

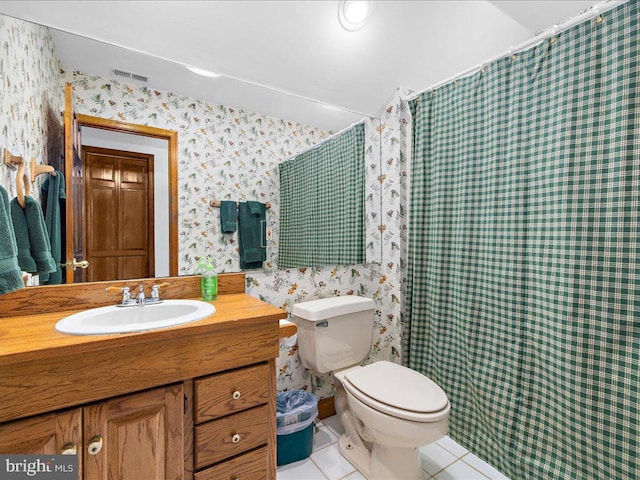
0 408 83 476
193 361 276 479
83 384 184 480
0 282 284 480
0 385 184 480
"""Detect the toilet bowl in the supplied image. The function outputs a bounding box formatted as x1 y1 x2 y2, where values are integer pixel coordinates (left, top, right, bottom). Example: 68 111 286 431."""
334 361 449 479
293 296 450 480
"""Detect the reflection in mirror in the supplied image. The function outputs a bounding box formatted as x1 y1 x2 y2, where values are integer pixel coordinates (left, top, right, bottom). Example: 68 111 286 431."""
80 127 170 280
0 12 347 288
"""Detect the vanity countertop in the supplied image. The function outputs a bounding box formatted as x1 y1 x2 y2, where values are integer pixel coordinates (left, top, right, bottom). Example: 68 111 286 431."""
0 293 286 365
0 289 287 423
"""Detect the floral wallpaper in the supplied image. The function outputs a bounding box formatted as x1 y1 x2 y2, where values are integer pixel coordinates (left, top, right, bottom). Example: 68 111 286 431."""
64 69 332 275
253 97 411 399
0 15 64 287
1 12 409 401
0 15 63 202
67 70 407 399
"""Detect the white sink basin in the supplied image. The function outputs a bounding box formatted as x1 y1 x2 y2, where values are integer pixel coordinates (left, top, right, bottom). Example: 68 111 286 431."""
55 299 216 335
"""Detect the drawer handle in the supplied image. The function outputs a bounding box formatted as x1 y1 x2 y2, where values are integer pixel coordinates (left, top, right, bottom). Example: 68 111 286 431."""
61 442 77 455
232 390 241 400
87 435 103 455
231 433 241 444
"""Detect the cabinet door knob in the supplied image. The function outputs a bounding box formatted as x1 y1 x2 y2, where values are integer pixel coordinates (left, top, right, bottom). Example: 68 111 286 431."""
61 442 77 455
87 435 103 455
231 433 241 444
232 390 241 400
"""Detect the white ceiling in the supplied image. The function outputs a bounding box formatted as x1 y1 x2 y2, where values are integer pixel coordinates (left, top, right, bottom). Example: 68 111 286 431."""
0 0 600 130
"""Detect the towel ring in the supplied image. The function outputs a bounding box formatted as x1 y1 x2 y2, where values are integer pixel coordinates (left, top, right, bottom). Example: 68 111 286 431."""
16 163 31 209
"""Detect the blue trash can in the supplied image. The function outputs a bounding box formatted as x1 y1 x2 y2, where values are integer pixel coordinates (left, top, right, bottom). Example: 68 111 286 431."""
276 390 318 466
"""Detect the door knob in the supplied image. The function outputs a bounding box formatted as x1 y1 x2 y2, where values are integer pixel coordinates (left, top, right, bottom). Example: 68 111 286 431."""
63 258 90 271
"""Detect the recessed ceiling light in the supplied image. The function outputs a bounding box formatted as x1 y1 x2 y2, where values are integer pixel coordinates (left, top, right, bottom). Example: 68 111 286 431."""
185 65 220 78
338 0 371 32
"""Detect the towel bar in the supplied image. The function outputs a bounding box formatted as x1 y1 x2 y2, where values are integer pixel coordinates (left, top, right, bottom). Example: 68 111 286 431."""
210 200 271 209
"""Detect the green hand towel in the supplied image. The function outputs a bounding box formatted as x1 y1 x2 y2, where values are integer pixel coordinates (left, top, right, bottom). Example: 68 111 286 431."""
40 171 66 284
21 196 57 275
238 201 266 270
10 198 37 272
0 186 24 294
220 200 238 234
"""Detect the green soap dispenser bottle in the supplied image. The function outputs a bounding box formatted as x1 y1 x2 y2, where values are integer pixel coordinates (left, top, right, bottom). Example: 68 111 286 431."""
201 262 218 301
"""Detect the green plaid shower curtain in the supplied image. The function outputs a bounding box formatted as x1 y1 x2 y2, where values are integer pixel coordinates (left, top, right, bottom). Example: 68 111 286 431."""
405 2 638 479
278 123 365 268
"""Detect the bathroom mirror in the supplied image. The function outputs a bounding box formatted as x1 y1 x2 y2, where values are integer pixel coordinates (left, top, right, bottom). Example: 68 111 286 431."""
0 11 357 288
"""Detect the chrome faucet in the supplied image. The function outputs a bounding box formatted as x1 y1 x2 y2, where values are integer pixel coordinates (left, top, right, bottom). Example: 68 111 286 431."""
135 284 146 306
107 283 167 307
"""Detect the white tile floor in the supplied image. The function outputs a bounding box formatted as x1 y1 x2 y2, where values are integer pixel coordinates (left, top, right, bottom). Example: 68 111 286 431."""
277 415 510 480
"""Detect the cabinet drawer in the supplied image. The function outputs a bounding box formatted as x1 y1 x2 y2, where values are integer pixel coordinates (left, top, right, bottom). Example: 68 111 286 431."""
195 363 269 423
195 404 269 469
194 446 268 480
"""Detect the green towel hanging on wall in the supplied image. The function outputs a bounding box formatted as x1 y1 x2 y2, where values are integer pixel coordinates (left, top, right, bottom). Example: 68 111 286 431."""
219 200 238 234
10 197 37 272
10 196 57 276
238 201 266 269
0 186 24 294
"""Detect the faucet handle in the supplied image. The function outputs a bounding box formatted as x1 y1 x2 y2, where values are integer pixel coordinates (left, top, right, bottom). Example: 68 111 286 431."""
105 286 132 305
150 282 170 300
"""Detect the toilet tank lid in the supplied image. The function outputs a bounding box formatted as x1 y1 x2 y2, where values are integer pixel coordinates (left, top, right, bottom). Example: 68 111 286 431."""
292 296 375 321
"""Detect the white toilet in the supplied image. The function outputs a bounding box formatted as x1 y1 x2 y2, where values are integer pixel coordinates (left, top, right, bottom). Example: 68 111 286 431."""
294 295 450 480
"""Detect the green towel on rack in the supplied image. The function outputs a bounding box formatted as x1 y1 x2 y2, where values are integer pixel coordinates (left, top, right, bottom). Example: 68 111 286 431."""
10 198 37 272
40 170 66 284
220 200 237 234
11 196 57 275
0 186 24 294
238 201 266 269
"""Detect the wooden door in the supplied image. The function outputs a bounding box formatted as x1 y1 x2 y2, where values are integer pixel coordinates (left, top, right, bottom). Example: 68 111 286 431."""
83 146 155 281
83 385 184 480
0 409 83 478
64 83 86 283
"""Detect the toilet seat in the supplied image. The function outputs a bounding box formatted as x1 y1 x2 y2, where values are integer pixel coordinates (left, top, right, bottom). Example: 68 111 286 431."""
342 361 450 423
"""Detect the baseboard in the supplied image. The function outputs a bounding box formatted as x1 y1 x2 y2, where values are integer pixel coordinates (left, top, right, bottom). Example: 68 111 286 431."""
318 396 336 419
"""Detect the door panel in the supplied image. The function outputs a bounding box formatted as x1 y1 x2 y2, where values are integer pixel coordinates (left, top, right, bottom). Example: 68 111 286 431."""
83 385 184 480
0 409 83 477
83 146 154 281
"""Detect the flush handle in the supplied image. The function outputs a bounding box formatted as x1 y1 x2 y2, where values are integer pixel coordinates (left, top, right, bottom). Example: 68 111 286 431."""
316 320 329 328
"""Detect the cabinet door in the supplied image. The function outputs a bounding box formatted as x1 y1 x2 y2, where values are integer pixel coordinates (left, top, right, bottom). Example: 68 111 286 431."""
0 409 83 477
84 384 184 480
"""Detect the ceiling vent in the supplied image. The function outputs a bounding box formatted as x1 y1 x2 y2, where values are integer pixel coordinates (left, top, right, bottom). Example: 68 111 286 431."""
112 68 149 83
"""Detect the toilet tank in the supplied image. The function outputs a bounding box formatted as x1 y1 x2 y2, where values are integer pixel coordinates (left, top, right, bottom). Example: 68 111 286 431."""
293 296 375 374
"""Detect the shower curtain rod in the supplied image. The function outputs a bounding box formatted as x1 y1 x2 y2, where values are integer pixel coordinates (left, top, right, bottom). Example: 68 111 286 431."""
406 0 628 100
280 118 367 164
